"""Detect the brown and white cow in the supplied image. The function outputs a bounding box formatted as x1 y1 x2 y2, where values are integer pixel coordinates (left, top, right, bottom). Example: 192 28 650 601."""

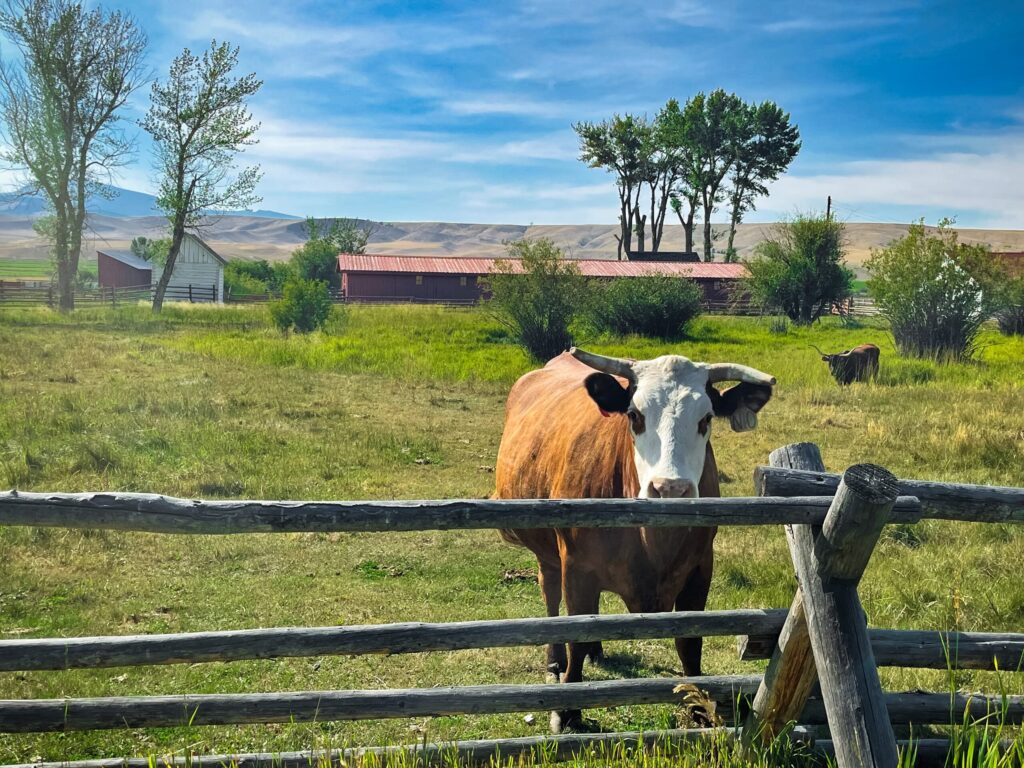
812 343 880 385
495 348 775 732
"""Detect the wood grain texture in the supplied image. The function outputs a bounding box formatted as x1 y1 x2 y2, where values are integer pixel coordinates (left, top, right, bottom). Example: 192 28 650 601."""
755 466 1024 523
740 627 1024 671
745 442 829 745
0 676 760 733
0 609 790 671
0 490 922 533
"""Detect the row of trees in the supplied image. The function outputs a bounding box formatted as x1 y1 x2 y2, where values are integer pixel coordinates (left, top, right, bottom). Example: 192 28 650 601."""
574 91 800 262
0 0 262 312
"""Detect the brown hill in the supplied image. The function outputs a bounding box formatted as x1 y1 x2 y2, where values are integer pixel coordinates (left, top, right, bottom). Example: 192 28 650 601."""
2 216 1022 276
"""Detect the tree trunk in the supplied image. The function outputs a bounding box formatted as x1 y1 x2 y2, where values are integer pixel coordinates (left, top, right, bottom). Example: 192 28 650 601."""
703 217 713 263
152 226 186 313
726 203 741 263
634 207 646 255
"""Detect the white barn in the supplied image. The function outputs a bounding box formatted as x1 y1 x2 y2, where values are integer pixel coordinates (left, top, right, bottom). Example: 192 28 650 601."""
150 233 226 303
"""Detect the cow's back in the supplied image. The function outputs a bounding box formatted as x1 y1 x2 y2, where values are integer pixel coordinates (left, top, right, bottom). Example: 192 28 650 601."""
495 352 637 501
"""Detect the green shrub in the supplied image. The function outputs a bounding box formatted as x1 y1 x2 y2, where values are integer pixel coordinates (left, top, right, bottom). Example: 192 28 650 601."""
995 272 1024 335
589 274 703 340
867 220 1002 361
269 278 333 333
484 238 591 362
744 213 854 324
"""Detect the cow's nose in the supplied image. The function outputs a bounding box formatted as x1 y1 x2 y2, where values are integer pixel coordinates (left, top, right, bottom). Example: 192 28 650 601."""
647 478 696 498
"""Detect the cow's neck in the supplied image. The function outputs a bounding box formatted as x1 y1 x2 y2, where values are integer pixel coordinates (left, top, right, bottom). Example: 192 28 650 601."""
629 443 721 571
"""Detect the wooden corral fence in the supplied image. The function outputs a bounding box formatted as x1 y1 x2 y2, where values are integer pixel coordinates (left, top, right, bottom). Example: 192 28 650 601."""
0 283 217 307
1 443 1023 768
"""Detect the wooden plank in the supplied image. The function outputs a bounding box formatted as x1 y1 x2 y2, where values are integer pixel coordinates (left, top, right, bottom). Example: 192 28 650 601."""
744 443 829 745
0 608 790 671
0 676 760 733
800 690 1024 726
740 627 1024 671
0 491 922 534
755 466 1024 523
787 464 900 768
3 729 728 768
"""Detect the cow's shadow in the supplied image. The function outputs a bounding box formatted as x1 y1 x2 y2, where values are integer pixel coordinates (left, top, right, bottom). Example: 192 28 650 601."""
589 650 677 678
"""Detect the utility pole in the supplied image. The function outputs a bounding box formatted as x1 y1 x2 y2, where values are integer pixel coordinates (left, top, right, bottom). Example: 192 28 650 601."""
826 196 832 220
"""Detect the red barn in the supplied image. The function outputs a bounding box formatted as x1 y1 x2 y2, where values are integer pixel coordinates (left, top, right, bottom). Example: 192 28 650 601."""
97 248 153 289
337 254 747 305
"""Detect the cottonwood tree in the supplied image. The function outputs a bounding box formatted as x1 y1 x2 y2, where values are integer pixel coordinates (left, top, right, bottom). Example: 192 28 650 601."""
143 41 261 312
723 101 800 262
0 0 146 311
684 89 746 262
574 115 653 259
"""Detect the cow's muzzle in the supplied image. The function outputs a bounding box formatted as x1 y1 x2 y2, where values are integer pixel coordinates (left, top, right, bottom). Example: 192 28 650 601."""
646 478 697 499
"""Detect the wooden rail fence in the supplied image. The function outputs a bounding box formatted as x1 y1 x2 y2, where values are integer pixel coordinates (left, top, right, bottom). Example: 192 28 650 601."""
1 442 1023 768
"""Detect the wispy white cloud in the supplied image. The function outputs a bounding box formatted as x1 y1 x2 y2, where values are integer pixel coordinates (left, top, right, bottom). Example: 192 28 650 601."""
765 128 1024 228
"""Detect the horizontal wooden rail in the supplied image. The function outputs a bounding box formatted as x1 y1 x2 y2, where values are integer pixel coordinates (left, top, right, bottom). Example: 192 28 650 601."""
3 680 1020 733
0 676 759 732
5 729 727 768
755 466 1024 523
0 491 923 534
7 733 1009 768
0 609 789 672
740 628 1024 671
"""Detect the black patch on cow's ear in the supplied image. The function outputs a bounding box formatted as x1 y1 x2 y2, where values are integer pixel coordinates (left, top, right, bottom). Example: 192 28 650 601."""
584 372 631 415
707 382 773 432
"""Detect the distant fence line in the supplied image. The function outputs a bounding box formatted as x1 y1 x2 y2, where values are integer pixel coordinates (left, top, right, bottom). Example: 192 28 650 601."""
0 282 217 307
0 281 885 316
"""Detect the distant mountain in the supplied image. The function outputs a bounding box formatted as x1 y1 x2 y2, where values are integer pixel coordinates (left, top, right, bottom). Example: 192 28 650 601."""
0 184 300 220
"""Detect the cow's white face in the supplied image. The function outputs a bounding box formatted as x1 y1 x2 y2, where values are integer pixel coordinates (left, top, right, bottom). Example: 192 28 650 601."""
626 357 715 499
575 350 775 500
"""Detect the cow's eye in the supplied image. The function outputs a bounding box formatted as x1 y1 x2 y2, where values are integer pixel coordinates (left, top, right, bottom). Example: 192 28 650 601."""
697 412 713 436
626 408 645 434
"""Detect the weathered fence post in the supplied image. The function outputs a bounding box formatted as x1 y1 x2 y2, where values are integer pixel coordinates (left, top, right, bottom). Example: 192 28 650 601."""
745 444 900 768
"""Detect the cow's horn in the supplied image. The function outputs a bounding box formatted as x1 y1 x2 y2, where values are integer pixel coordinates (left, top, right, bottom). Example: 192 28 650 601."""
809 344 827 356
706 363 776 386
570 347 637 384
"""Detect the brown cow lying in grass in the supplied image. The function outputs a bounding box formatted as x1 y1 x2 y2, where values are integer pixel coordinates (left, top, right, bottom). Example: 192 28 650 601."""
495 348 775 732
812 343 880 384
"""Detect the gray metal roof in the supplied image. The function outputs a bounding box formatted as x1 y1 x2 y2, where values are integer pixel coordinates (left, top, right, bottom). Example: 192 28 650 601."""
97 249 153 271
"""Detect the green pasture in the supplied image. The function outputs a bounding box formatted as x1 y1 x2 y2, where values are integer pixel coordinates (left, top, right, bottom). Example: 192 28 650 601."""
0 258 51 280
0 303 1022 765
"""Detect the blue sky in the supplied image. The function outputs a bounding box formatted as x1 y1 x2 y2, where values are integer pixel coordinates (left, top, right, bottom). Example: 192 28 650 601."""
86 1 1024 225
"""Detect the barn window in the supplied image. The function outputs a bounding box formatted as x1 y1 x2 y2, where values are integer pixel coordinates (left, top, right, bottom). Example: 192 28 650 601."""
416 275 423 285
460 276 467 287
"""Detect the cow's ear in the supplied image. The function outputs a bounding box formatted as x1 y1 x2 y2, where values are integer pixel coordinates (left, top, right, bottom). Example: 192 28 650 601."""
707 382 773 432
584 372 631 416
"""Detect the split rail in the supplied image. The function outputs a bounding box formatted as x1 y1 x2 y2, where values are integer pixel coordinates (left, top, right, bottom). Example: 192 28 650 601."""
1 442 1023 767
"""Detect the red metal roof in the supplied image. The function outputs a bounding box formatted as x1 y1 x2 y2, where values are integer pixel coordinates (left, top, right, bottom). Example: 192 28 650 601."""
338 253 748 279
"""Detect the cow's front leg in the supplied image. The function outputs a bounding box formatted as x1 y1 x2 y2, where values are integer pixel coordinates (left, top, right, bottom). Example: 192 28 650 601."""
673 558 713 677
537 558 566 676
551 565 600 734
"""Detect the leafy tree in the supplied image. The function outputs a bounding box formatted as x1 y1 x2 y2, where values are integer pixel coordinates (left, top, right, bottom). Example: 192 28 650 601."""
684 89 747 262
745 213 853 325
724 101 801 262
574 115 653 259
485 238 590 361
143 41 262 313
269 278 333 333
223 258 293 296
290 217 375 289
589 274 703 340
130 236 170 266
0 0 146 311
867 220 1003 360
